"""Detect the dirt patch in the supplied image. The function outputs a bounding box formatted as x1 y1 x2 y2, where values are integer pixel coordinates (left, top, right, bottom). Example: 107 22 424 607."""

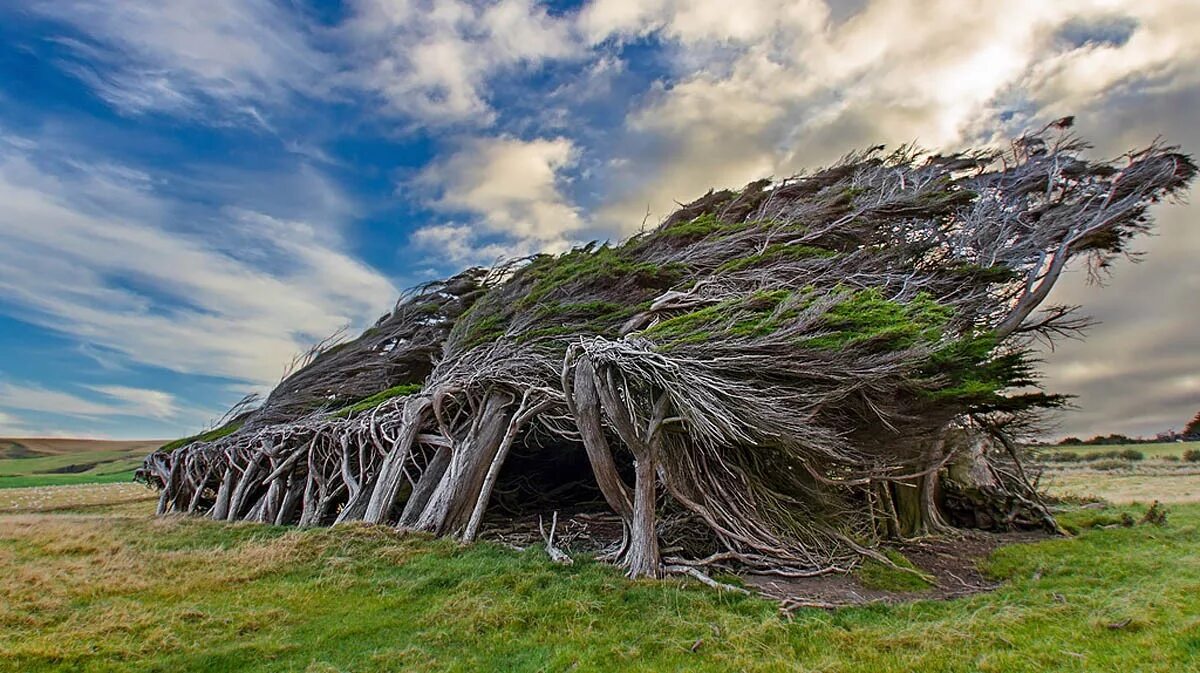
747 530 1047 610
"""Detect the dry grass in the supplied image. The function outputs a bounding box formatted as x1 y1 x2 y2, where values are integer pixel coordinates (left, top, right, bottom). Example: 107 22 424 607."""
0 483 158 514
1043 468 1200 504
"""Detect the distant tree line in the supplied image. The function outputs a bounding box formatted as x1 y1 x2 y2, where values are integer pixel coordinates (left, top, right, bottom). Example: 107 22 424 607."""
1057 409 1200 446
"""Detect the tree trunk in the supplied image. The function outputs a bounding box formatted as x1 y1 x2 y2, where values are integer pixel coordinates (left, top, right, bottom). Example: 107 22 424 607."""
572 359 634 518
209 460 237 520
361 397 430 524
624 456 661 578
411 392 514 536
399 445 451 526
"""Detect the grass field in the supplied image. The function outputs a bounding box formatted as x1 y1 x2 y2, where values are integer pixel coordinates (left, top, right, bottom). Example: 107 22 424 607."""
0 438 162 489
1044 441 1199 458
0 475 1197 672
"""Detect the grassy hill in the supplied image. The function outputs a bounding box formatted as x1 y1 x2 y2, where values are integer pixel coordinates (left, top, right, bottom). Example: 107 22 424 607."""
0 438 163 489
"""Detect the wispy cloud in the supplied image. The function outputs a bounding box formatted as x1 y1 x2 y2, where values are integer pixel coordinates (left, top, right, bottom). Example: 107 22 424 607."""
0 137 397 386
30 0 333 119
0 381 176 420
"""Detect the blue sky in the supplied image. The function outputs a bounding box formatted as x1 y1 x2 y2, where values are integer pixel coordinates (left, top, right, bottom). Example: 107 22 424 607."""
0 0 1197 440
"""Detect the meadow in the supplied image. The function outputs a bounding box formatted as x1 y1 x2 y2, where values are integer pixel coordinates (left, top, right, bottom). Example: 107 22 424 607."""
0 442 1196 672
0 439 161 489
1046 441 1198 459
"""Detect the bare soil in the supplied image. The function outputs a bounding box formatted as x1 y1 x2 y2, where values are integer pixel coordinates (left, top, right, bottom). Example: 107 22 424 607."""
749 530 1048 610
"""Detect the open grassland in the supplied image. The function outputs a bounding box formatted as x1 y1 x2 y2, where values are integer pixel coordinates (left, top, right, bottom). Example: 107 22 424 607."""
1043 468 1200 504
0 483 157 515
0 438 163 489
1 481 1197 672
1044 441 1199 459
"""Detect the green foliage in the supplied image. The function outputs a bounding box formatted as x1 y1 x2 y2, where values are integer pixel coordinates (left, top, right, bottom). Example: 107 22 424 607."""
799 289 952 352
331 383 424 418
518 245 683 309
451 243 685 351
657 213 751 240
716 242 837 273
1184 449 1200 462
161 421 245 453
856 550 934 592
643 289 806 349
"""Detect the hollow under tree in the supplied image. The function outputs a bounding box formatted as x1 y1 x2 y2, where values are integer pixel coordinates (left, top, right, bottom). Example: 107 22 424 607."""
140 124 1195 579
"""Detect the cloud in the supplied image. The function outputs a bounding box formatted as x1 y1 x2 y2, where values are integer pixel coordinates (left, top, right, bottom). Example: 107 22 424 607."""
0 410 34 436
0 381 177 420
343 0 579 126
85 385 179 420
410 135 583 262
29 0 332 119
0 137 398 387
575 0 1200 436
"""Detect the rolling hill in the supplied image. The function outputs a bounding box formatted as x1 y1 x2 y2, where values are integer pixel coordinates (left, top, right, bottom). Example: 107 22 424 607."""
0 438 165 489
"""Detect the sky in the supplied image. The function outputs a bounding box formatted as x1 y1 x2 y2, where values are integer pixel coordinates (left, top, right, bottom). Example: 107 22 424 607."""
0 0 1196 441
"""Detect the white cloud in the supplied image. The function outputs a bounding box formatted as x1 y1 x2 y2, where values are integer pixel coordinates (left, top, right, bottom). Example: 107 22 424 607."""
85 385 179 420
410 135 582 262
345 0 579 125
31 0 332 118
0 381 176 420
0 410 33 436
0 139 398 386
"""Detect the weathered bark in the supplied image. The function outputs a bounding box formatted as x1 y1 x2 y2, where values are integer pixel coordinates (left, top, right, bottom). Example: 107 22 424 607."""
624 456 661 578
274 472 304 526
570 359 634 518
209 458 237 520
412 392 514 536
399 445 451 526
361 397 431 524
463 393 550 542
226 453 264 522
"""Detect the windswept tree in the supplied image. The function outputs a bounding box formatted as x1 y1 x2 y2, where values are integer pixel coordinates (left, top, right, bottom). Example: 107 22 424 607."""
141 124 1194 579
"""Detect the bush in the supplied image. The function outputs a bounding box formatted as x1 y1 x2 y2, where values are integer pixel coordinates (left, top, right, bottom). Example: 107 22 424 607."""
1183 449 1200 462
1088 459 1131 471
1118 448 1145 461
1043 451 1080 463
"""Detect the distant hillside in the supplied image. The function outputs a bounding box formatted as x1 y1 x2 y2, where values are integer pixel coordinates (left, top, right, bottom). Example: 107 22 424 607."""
0 438 165 458
0 438 166 489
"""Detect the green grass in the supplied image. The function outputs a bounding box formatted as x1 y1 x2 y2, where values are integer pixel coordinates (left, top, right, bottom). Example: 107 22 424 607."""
856 550 935 592
0 446 143 489
0 469 137 489
1 500 1197 672
1050 442 1198 459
